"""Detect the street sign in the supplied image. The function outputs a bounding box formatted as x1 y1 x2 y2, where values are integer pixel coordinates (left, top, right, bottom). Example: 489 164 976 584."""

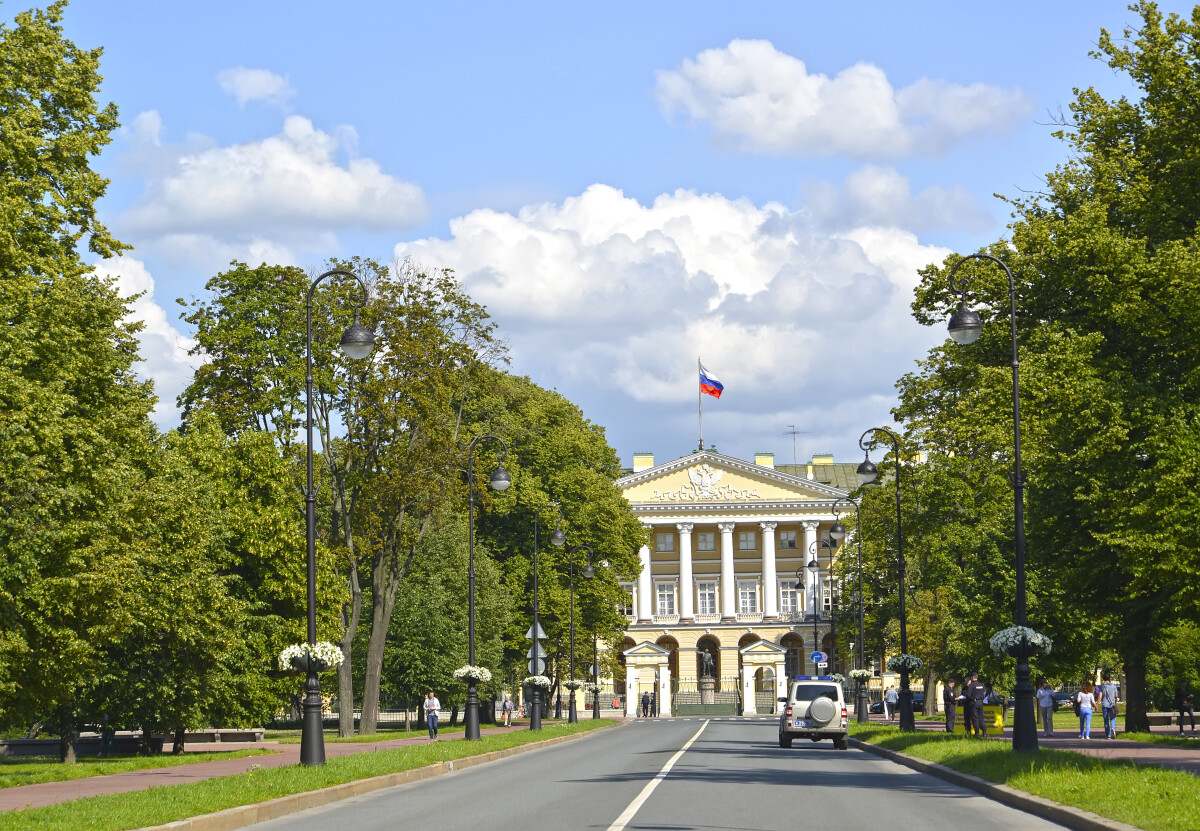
810 650 828 664
526 643 547 659
525 623 547 639
817 662 828 670
527 658 545 674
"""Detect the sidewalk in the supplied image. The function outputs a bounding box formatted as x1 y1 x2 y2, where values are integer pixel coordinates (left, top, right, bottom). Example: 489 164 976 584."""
0 720 559 812
866 710 1200 776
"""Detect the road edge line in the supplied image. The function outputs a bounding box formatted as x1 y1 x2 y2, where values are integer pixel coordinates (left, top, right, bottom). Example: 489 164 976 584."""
140 722 627 831
850 738 1140 831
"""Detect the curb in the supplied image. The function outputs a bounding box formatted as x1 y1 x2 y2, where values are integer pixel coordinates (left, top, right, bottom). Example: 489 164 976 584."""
850 739 1141 831
141 723 624 831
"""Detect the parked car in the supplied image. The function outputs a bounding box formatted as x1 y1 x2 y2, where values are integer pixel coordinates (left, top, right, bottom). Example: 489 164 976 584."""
868 692 925 714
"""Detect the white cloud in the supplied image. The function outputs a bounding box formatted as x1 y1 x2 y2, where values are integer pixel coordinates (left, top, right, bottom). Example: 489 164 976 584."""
92 256 198 425
395 184 947 423
655 39 1033 158
217 66 295 108
805 165 994 233
121 113 429 237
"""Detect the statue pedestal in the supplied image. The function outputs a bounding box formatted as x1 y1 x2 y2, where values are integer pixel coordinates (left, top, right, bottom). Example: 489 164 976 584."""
699 676 716 705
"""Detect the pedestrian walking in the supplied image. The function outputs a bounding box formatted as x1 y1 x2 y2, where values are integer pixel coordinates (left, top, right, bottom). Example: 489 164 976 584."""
884 685 899 721
501 693 514 727
964 673 987 737
650 690 657 718
641 691 650 718
942 679 957 733
1076 681 1096 739
1035 679 1056 737
1098 672 1119 739
97 712 116 757
1177 681 1196 734
424 690 441 740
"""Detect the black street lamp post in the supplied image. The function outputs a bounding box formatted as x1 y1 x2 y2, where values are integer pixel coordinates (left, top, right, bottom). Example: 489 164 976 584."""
856 426 915 732
301 269 376 767
591 634 601 720
567 545 594 723
465 435 512 741
531 503 565 730
829 499 870 722
947 252 1038 753
806 539 834 675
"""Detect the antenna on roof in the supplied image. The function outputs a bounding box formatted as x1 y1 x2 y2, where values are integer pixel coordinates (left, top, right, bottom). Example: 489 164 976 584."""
783 425 811 465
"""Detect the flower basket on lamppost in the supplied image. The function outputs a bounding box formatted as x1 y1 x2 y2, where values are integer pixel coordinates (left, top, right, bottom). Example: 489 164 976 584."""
525 674 553 715
280 642 345 675
849 669 872 720
989 627 1052 661
454 665 494 686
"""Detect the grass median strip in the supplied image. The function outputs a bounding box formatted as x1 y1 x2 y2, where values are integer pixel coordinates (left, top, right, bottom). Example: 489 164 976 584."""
0 750 276 789
0 720 614 831
850 723 1200 831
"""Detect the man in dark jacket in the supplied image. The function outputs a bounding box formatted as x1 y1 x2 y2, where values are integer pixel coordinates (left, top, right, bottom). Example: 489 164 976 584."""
964 673 987 737
942 679 958 733
641 691 650 718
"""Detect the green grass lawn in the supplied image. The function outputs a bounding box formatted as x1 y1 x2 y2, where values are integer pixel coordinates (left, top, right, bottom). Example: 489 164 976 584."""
264 723 471 743
851 722 1200 831
0 750 276 789
0 720 615 831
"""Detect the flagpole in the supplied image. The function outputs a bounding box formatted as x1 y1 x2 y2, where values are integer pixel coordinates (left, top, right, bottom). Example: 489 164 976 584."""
697 357 704 452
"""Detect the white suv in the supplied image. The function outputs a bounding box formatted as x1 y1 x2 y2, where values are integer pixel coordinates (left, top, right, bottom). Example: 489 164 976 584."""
778 677 849 749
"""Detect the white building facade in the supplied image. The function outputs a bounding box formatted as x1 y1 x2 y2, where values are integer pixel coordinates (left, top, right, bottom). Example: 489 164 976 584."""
613 450 856 718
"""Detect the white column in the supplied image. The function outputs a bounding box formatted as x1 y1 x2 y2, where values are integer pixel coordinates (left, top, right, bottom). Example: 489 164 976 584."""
742 665 757 715
760 521 778 619
801 520 819 614
718 522 736 620
625 670 638 717
659 666 671 718
775 661 787 711
677 523 694 621
637 531 653 622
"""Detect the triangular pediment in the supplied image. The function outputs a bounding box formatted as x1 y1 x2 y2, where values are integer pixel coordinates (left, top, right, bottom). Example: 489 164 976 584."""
617 451 848 507
740 639 788 656
622 641 670 658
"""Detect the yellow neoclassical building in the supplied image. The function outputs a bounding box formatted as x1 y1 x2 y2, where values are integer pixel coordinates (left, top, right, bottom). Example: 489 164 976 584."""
611 449 859 717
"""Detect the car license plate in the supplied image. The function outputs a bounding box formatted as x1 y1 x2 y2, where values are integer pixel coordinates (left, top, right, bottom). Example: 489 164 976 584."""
794 719 811 727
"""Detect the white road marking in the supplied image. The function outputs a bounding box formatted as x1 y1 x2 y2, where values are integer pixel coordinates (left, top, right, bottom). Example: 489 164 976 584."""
605 720 709 831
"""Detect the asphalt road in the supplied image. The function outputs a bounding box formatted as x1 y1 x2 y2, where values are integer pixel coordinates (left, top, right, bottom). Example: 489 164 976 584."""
253 718 1066 831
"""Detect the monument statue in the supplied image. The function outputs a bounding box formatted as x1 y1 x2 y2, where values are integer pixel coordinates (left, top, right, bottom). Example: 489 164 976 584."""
698 649 715 678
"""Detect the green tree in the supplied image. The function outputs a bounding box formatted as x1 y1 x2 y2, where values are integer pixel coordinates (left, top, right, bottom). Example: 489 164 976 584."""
900 2 1200 731
0 1 153 762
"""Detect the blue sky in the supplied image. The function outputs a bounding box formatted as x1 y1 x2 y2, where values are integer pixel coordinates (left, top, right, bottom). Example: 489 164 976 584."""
41 0 1192 466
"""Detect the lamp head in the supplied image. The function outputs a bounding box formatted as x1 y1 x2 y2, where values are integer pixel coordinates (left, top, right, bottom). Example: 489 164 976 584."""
948 302 983 345
856 455 878 485
550 524 566 547
339 310 376 360
582 563 595 578
807 558 820 575
489 465 512 491
829 519 846 541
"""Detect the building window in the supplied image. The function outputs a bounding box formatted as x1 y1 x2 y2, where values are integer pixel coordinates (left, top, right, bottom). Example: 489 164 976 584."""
656 582 676 616
696 581 717 616
823 579 837 612
737 580 758 614
696 532 715 552
655 533 674 553
779 582 798 616
737 531 755 550
618 584 634 617
779 530 797 550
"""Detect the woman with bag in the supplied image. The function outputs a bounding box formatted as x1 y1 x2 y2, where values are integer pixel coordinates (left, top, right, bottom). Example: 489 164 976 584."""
1098 672 1119 739
1076 681 1097 739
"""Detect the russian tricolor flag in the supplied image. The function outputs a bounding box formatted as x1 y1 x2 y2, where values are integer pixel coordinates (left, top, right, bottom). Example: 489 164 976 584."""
699 363 724 399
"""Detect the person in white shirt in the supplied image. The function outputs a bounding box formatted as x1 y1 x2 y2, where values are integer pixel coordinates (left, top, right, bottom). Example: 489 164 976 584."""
424 690 441 740
1076 682 1097 739
501 693 515 727
1035 679 1057 737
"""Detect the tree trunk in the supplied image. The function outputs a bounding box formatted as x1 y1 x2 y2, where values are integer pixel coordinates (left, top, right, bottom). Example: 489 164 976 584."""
924 669 937 716
172 726 185 755
57 704 76 764
338 562 363 738
359 528 414 734
450 704 459 726
1123 649 1150 733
